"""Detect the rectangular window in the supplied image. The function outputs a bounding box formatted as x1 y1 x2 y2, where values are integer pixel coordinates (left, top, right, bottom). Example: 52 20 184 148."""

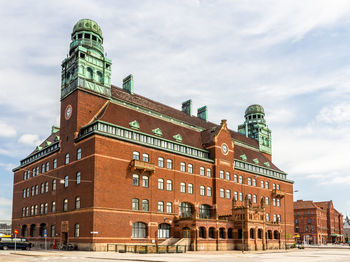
207 168 211 177
220 189 225 198
265 197 269 205
248 177 252 186
273 198 276 206
277 199 281 207
239 176 243 184
273 183 276 190
76 172 81 184
239 192 243 201
200 167 205 176
46 162 49 172
234 175 238 183
234 192 238 201
42 164 45 173
265 181 269 189
277 184 280 190
133 174 139 186
53 159 57 169
261 181 264 188
226 172 230 180
219 170 224 179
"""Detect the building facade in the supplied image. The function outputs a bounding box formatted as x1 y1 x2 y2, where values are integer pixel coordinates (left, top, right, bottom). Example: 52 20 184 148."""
294 200 343 244
0 220 11 236
12 19 294 251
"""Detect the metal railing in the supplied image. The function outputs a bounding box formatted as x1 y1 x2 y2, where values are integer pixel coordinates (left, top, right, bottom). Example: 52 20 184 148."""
107 244 187 253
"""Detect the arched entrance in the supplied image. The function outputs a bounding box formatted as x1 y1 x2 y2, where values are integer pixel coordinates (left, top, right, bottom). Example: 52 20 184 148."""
183 227 191 238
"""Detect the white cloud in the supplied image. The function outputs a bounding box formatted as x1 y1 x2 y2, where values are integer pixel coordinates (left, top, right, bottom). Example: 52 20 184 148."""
316 103 350 124
0 197 11 207
0 121 16 137
18 134 41 146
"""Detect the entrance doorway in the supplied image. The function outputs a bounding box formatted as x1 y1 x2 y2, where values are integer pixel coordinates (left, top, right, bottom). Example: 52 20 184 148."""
183 227 191 238
62 232 68 244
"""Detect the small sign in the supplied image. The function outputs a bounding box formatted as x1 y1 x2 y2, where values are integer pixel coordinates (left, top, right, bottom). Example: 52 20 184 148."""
14 229 18 235
90 231 99 234
43 229 47 237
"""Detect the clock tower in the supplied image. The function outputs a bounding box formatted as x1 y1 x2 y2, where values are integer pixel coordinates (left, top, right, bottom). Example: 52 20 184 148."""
59 19 112 148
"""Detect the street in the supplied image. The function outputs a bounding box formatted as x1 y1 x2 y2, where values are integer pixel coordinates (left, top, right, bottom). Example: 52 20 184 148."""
0 248 350 262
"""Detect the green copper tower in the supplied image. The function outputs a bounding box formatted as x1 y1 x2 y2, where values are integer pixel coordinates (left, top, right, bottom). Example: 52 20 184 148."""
61 19 112 99
238 104 272 155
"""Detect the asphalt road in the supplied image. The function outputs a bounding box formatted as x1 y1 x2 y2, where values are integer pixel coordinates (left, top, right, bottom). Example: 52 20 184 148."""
0 248 350 262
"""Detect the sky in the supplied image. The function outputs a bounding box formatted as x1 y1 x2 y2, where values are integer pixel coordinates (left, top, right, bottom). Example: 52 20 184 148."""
1 0 350 220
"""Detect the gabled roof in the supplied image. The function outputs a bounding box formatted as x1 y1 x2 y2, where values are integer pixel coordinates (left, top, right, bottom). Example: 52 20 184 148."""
294 200 320 210
27 130 60 158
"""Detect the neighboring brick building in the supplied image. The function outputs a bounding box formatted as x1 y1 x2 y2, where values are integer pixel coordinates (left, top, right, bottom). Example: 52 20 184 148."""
344 216 350 242
12 19 294 251
294 200 343 244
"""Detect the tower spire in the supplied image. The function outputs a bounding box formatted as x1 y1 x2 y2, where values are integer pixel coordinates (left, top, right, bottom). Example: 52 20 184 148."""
61 19 112 99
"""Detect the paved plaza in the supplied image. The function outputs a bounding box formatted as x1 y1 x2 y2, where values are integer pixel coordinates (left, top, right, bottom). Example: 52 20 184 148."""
0 248 350 262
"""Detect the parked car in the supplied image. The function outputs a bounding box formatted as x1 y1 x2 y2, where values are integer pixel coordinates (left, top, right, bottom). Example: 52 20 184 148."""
0 237 32 250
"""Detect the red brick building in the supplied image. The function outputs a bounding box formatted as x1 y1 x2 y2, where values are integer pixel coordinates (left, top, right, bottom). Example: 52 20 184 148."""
294 200 343 244
12 19 295 251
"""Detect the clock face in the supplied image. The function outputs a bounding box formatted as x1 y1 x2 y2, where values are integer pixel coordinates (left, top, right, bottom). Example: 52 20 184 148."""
222 143 228 155
65 105 72 120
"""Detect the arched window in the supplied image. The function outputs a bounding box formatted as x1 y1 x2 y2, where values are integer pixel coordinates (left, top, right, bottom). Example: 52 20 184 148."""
274 230 279 239
142 153 149 162
228 228 233 239
142 176 149 188
200 186 205 196
77 148 82 160
50 225 55 237
51 202 56 213
268 230 272 239
132 174 139 186
209 227 215 238
180 182 186 193
158 157 164 167
250 228 255 239
158 223 170 238
39 223 46 237
74 224 80 237
75 197 81 209
46 162 49 172
87 67 93 80
132 151 140 160
45 182 49 192
97 71 103 83
180 162 186 172
65 153 70 164
238 229 242 239
207 186 212 197
30 224 36 237
44 203 48 214
158 201 164 212
132 222 147 238
199 227 206 238
179 202 192 218
21 225 27 237
166 180 172 191
253 194 257 203
76 172 81 184
63 199 68 212
188 183 193 194
52 179 56 191
199 205 211 219
219 228 225 239
142 199 149 211
158 178 164 190
132 198 139 210
64 176 69 188
166 159 172 169
258 229 263 239
188 164 193 173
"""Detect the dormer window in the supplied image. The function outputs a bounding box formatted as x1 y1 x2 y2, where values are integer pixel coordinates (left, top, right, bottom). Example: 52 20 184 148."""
173 134 182 142
240 154 247 161
129 120 140 130
152 128 162 136
264 162 270 167
253 158 259 164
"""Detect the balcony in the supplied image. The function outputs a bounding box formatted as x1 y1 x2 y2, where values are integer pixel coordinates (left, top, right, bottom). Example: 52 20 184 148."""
272 189 285 198
130 159 155 174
